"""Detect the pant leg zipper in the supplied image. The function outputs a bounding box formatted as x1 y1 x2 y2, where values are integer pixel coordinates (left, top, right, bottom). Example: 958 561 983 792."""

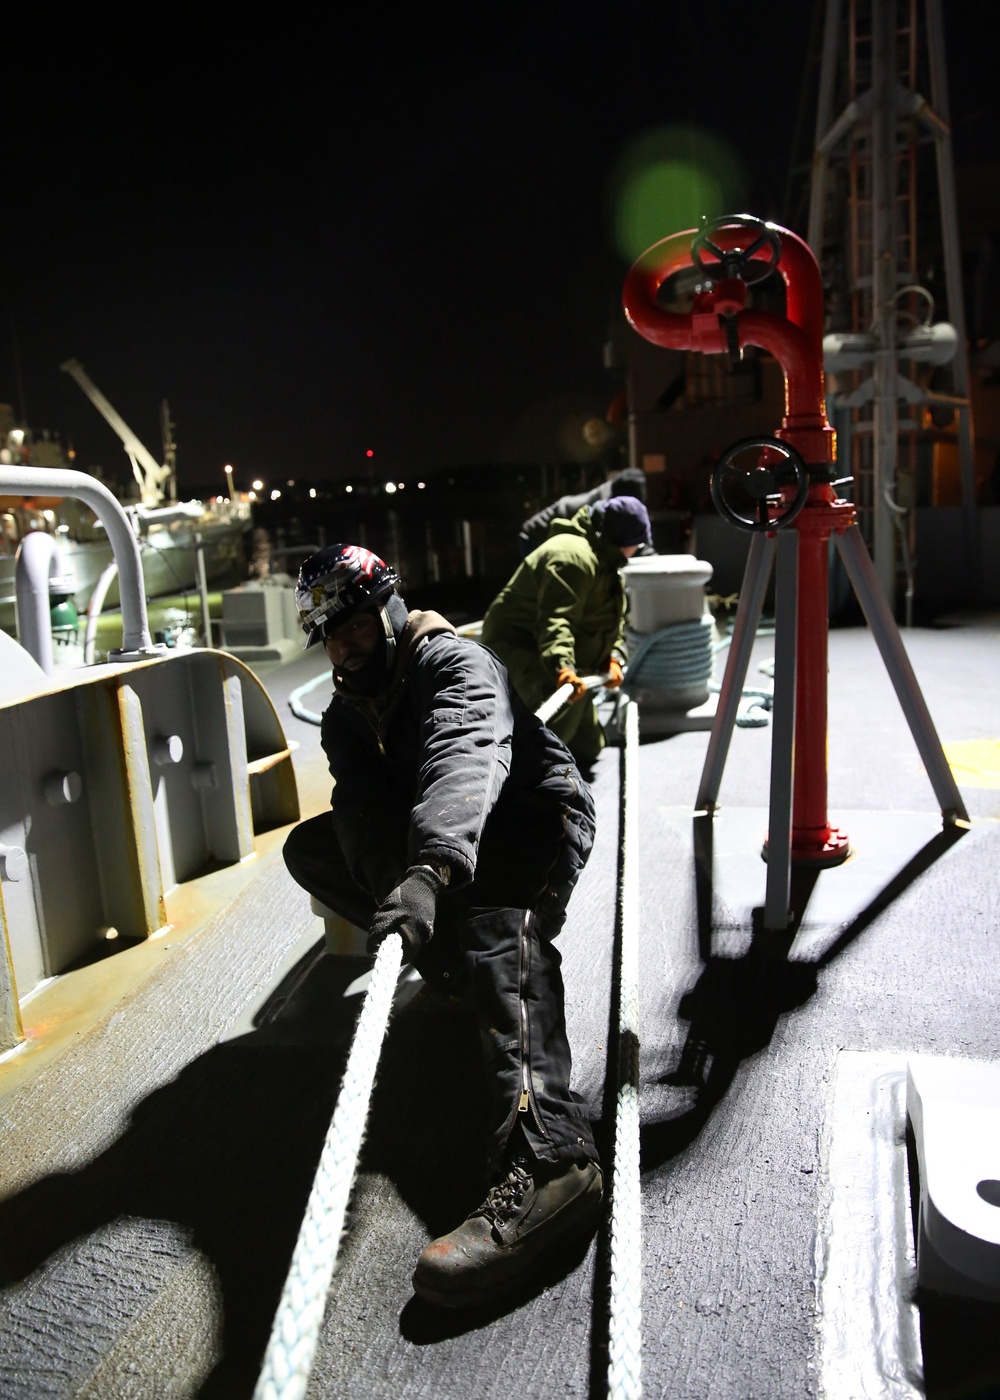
518 910 531 1112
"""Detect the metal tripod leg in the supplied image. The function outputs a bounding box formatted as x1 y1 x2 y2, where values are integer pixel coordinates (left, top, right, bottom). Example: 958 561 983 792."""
696 532 776 812
834 525 969 824
764 529 799 930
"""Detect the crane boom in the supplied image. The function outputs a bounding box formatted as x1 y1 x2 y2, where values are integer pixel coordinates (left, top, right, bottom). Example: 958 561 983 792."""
61 358 173 507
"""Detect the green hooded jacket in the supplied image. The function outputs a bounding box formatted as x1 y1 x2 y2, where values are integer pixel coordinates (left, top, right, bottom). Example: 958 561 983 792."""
481 505 628 712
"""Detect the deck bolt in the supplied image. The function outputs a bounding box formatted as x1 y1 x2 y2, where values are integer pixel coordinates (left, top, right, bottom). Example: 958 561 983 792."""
153 734 184 766
0 845 26 882
44 770 83 806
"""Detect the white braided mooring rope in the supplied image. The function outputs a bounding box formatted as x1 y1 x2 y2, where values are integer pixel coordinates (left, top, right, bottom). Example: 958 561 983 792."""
534 673 608 727
254 931 404 1400
608 698 642 1400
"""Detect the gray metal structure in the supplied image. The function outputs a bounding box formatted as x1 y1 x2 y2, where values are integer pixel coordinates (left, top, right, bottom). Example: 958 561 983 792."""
2 465 158 661
695 518 968 931
808 0 977 613
0 467 299 1056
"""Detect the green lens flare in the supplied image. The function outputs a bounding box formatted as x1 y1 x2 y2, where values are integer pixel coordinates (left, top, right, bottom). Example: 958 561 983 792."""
615 160 723 261
609 126 748 263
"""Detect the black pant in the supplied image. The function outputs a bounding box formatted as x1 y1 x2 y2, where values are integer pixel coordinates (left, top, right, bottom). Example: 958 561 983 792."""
283 782 598 1171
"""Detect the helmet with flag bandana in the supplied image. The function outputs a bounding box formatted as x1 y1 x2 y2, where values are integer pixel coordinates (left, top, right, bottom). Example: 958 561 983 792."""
295 544 401 649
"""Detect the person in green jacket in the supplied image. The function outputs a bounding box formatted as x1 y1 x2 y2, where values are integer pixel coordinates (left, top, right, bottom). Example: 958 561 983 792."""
481 495 652 768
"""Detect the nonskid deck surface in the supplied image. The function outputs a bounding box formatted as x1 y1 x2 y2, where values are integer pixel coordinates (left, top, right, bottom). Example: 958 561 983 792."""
0 616 997 1398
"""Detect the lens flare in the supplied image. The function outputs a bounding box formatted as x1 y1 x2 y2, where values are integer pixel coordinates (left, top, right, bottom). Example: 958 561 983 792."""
609 126 748 263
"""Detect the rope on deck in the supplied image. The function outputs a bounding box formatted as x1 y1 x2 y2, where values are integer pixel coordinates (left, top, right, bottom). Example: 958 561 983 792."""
607 697 643 1400
288 669 331 726
535 673 609 726
254 931 403 1400
710 623 775 727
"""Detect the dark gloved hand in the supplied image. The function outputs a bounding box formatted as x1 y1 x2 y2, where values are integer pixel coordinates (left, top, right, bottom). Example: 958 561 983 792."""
555 666 588 703
602 657 624 689
367 865 446 961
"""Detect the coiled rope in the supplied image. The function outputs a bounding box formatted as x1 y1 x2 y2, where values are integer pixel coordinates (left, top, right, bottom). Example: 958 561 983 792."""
709 623 775 728
623 614 775 728
623 616 714 695
607 698 643 1400
254 931 403 1400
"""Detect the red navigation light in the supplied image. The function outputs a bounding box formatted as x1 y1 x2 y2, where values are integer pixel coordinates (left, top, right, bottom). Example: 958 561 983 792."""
366 449 374 458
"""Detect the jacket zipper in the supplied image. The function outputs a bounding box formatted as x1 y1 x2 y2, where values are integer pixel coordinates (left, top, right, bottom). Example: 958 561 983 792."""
363 706 386 758
518 909 531 1113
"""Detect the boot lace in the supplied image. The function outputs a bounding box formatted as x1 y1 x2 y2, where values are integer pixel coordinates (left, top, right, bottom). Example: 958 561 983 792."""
477 1161 533 1226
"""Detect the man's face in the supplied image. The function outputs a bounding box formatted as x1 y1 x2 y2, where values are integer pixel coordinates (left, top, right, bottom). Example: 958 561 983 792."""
620 544 641 559
323 610 381 671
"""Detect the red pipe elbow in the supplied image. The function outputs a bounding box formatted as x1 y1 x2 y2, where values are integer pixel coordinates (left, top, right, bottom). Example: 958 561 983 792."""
621 222 833 463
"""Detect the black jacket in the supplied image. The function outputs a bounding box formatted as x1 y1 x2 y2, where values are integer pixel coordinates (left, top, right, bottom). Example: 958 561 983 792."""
518 468 650 555
320 608 589 898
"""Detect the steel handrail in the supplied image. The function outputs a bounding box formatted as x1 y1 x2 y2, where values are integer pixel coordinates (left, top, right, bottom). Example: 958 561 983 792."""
0 467 159 659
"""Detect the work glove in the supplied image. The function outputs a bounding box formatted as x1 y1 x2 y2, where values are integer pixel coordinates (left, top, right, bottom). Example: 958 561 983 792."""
603 657 624 689
555 666 588 703
367 864 446 962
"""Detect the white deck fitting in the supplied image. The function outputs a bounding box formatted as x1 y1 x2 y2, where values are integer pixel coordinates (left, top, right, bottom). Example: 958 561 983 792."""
621 554 714 633
906 1054 1000 1302
309 894 368 957
816 1051 923 1400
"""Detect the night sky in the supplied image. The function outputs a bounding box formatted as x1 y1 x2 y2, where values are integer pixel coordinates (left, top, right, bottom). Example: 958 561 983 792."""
4 3 996 496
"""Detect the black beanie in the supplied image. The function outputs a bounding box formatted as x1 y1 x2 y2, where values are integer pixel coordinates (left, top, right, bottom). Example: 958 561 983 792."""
610 468 648 501
590 495 652 546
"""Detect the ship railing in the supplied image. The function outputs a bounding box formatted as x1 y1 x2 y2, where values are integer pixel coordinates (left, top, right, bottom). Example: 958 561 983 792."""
0 466 162 664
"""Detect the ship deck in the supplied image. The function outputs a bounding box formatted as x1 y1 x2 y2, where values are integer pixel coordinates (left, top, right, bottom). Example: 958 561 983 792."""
0 611 998 1399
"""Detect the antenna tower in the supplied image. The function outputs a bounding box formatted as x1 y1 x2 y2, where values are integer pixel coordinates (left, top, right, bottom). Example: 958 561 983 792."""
807 0 976 618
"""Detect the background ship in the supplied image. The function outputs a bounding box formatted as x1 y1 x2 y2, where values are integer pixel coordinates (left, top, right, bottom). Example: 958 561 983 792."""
0 361 251 628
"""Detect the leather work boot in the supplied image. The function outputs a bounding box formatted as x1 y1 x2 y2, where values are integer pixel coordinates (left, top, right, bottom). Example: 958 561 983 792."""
411 1155 604 1309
